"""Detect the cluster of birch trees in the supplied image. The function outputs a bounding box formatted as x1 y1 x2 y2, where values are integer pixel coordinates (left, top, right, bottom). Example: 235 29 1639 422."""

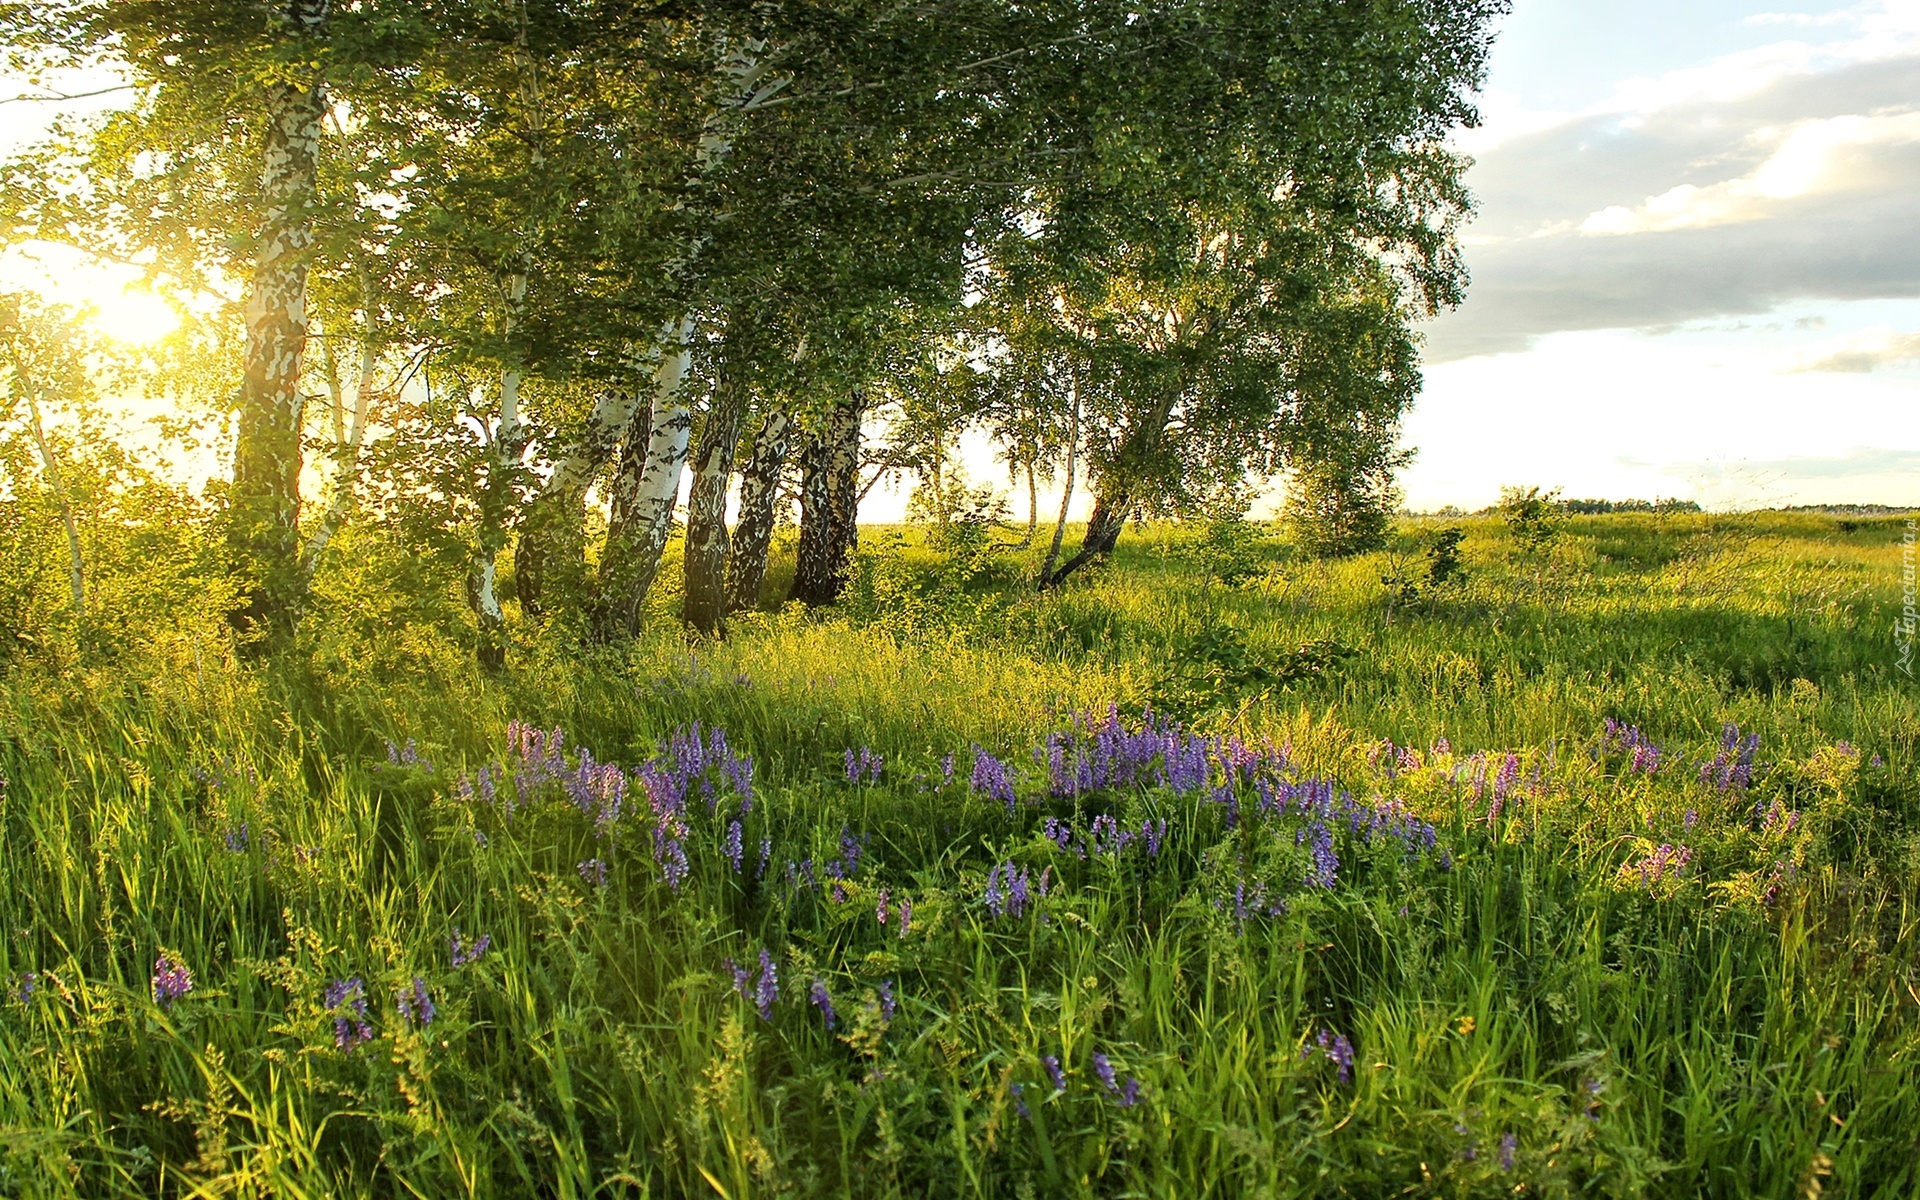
4 0 1504 662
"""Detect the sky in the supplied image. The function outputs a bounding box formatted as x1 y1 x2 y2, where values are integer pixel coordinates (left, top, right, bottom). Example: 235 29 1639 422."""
1405 0 1920 509
5 3 1918 513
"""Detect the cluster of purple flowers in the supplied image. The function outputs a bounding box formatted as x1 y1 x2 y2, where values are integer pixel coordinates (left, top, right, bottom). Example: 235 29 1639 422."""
823 827 866 882
874 890 913 936
1757 797 1801 835
983 859 1047 918
1488 753 1522 821
563 747 628 833
726 948 780 1021
449 930 491 968
385 739 434 772
1297 821 1339 889
1303 1028 1356 1083
493 720 758 894
1220 878 1289 924
222 823 249 853
1091 1053 1141 1107
325 977 374 1049
1039 815 1168 859
396 977 435 1027
1601 719 1664 775
970 746 1018 812
845 746 884 784
1761 858 1797 906
722 821 745 873
1042 708 1216 799
1633 843 1694 889
151 953 192 1006
1700 724 1762 791
577 858 609 887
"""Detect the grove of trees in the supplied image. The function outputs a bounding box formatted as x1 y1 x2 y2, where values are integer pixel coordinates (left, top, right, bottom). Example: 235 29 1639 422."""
3 0 1506 663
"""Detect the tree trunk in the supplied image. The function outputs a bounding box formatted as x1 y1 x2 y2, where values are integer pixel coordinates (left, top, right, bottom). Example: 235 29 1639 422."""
725 408 792 614
1023 458 1038 545
516 381 644 617
1037 377 1080 586
14 369 84 622
790 392 863 607
474 354 528 672
1040 491 1128 589
681 371 749 634
595 320 695 639
299 281 376 585
227 47 326 648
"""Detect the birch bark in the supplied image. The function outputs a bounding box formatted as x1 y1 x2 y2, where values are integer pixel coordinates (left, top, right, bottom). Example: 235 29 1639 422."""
594 321 694 639
790 392 863 607
680 370 749 633
227 13 327 646
514 381 642 615
585 40 788 633
724 408 791 613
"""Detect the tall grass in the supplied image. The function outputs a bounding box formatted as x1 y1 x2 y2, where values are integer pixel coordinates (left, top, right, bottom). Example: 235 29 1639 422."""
0 512 1914 1197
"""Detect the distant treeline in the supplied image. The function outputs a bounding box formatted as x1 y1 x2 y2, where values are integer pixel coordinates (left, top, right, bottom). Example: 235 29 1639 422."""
1560 498 1704 514
1410 498 1705 518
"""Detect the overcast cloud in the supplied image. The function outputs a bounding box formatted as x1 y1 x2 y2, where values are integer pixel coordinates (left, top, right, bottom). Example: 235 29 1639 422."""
1425 12 1920 362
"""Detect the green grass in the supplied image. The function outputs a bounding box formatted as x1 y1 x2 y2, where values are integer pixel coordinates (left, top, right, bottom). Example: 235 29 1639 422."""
0 511 1916 1197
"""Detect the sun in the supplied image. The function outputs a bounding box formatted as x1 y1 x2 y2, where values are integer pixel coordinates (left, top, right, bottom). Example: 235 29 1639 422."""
0 241 184 347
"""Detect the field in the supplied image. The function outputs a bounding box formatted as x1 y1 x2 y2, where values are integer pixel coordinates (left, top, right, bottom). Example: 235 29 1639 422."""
1 510 1916 1198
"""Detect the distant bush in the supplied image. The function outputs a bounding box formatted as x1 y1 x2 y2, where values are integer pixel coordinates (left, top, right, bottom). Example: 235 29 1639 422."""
1499 485 1564 553
1286 459 1398 559
1191 511 1272 586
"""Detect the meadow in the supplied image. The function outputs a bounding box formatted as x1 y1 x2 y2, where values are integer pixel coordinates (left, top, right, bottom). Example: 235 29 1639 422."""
1 509 1916 1198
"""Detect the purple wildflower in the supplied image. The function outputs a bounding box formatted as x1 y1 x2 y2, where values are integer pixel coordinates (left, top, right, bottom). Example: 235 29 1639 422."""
897 896 913 937
1043 1054 1066 1093
578 858 609 888
223 823 249 853
325 977 374 1050
984 860 1033 918
396 976 434 1027
1298 821 1338 889
723 821 744 873
1633 843 1694 889
151 953 192 1007
809 978 837 1030
1011 1081 1030 1119
1092 1053 1117 1091
755 948 778 1021
1499 1131 1516 1171
970 746 1017 813
1311 1029 1355 1083
879 979 896 1021
450 931 492 969
845 747 883 784
876 888 890 925
1699 723 1762 791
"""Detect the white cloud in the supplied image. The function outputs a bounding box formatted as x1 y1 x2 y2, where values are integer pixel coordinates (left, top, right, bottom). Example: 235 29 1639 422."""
1786 325 1920 370
1578 109 1920 234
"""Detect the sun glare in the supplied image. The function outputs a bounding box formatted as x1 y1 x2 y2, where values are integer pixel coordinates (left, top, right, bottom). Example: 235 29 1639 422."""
1 243 184 347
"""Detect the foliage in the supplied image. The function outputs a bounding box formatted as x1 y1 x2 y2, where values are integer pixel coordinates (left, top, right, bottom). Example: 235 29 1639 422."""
1285 452 1402 559
1501 485 1566 553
